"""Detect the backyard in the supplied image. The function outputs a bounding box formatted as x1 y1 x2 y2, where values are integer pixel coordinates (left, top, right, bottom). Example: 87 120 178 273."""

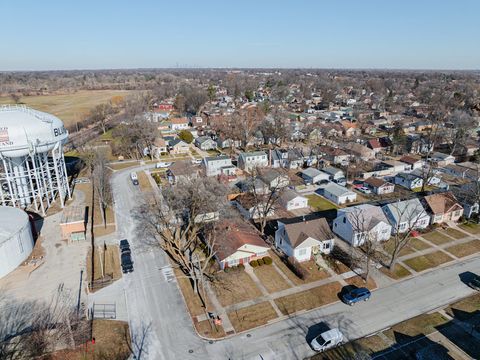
306 194 338 211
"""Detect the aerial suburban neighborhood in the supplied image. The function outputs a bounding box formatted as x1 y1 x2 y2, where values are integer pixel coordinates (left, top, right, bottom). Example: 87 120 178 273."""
0 2 480 360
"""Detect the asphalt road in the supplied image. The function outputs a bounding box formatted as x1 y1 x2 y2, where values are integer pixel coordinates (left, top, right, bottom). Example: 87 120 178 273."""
110 165 480 360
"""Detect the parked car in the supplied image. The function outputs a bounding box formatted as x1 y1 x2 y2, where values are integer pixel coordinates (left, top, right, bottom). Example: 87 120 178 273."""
341 287 371 305
119 239 130 251
468 274 480 291
318 179 330 185
310 328 345 352
130 172 139 185
333 178 347 186
156 161 173 168
121 252 134 273
191 158 202 165
358 186 372 194
352 180 363 189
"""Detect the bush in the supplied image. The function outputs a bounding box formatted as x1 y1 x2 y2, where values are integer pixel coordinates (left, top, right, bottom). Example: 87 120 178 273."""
263 256 272 265
257 258 264 266
237 264 245 271
286 256 305 280
224 266 231 273
178 129 194 143
250 260 259 267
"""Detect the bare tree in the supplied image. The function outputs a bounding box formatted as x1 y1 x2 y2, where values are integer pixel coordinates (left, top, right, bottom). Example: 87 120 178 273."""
89 103 116 134
134 177 230 307
92 152 113 228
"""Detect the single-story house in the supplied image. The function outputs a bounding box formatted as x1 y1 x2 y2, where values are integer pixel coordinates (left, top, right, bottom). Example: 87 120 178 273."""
152 137 168 158
170 117 189 131
215 220 269 269
194 136 217 151
234 193 274 220
279 189 308 211
394 172 423 190
236 177 269 194
382 198 430 233
322 166 345 181
333 204 392 247
321 182 357 205
422 192 464 224
363 177 395 195
217 137 241 149
301 167 330 185
429 152 455 167
399 155 424 171
275 217 335 262
169 139 190 154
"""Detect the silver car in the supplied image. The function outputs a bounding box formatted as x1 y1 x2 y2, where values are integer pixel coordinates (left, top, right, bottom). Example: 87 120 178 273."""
310 328 345 352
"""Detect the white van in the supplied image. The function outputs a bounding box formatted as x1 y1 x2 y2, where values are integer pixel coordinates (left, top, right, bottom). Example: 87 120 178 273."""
130 172 139 185
310 328 345 352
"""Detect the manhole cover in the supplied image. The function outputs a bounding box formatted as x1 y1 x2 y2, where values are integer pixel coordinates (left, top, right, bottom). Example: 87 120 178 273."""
189 349 194 353
246 334 251 338
209 340 214 344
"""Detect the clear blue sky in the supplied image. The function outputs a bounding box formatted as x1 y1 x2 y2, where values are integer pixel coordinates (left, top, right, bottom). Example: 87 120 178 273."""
1 0 479 70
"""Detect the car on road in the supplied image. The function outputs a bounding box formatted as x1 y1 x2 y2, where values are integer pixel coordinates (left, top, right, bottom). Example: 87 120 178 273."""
119 239 130 251
468 274 480 291
121 252 134 273
130 172 139 185
358 186 372 194
310 328 345 352
191 158 202 165
156 162 173 168
341 287 371 305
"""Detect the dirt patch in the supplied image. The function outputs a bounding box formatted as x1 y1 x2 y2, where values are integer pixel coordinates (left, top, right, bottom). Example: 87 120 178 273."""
445 240 480 258
345 275 377 290
254 265 291 293
274 281 342 315
403 251 454 272
228 301 278 332
212 271 263 307
194 319 226 339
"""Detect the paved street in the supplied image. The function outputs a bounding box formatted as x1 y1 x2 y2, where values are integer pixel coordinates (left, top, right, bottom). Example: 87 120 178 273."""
101 165 480 360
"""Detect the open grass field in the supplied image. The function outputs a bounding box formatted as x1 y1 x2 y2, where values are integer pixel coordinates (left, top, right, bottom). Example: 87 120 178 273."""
0 90 136 126
228 301 278 332
274 281 342 315
445 240 480 258
403 251 454 272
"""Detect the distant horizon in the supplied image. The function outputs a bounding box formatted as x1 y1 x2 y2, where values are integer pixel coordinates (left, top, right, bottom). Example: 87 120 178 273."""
1 1 479 71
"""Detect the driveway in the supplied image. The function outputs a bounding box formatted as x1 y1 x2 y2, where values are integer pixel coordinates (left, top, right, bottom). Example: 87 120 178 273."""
103 164 480 360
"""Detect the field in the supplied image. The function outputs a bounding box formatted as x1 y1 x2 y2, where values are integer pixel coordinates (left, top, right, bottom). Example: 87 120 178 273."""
0 90 136 126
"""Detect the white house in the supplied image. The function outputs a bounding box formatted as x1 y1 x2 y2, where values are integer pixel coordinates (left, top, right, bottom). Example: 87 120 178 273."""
203 155 235 177
301 167 330 184
321 182 357 205
382 198 430 233
215 221 269 269
258 168 290 189
429 152 455 167
279 189 308 211
322 166 345 181
194 136 217 151
394 172 423 190
238 151 269 172
275 217 334 262
169 139 190 155
170 117 189 131
234 193 274 220
333 204 392 246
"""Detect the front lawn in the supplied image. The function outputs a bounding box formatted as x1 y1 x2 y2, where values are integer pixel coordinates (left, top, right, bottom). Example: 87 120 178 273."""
274 281 342 315
445 240 480 258
382 238 416 257
345 275 377 290
383 312 449 342
306 194 338 211
446 293 480 319
442 227 468 240
379 263 412 280
300 260 331 283
409 238 432 251
459 222 480 235
403 251 454 272
212 271 263 307
228 301 278 332
421 231 452 245
254 265 291 293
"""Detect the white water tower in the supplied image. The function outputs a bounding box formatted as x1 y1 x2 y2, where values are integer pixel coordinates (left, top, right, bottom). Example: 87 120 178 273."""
0 105 71 215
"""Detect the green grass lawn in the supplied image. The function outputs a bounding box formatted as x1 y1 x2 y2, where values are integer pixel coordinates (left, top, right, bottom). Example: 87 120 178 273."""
421 231 453 245
306 194 338 211
403 251 454 272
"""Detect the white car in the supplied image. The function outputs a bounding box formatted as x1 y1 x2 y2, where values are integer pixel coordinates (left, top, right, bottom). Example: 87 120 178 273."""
310 328 345 352
358 186 372 194
191 158 202 165
156 162 173 168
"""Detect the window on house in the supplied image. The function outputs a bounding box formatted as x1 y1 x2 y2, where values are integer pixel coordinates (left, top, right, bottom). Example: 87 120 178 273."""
323 242 331 250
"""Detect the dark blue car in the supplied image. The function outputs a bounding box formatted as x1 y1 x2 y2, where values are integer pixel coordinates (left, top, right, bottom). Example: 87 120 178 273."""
342 287 371 305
